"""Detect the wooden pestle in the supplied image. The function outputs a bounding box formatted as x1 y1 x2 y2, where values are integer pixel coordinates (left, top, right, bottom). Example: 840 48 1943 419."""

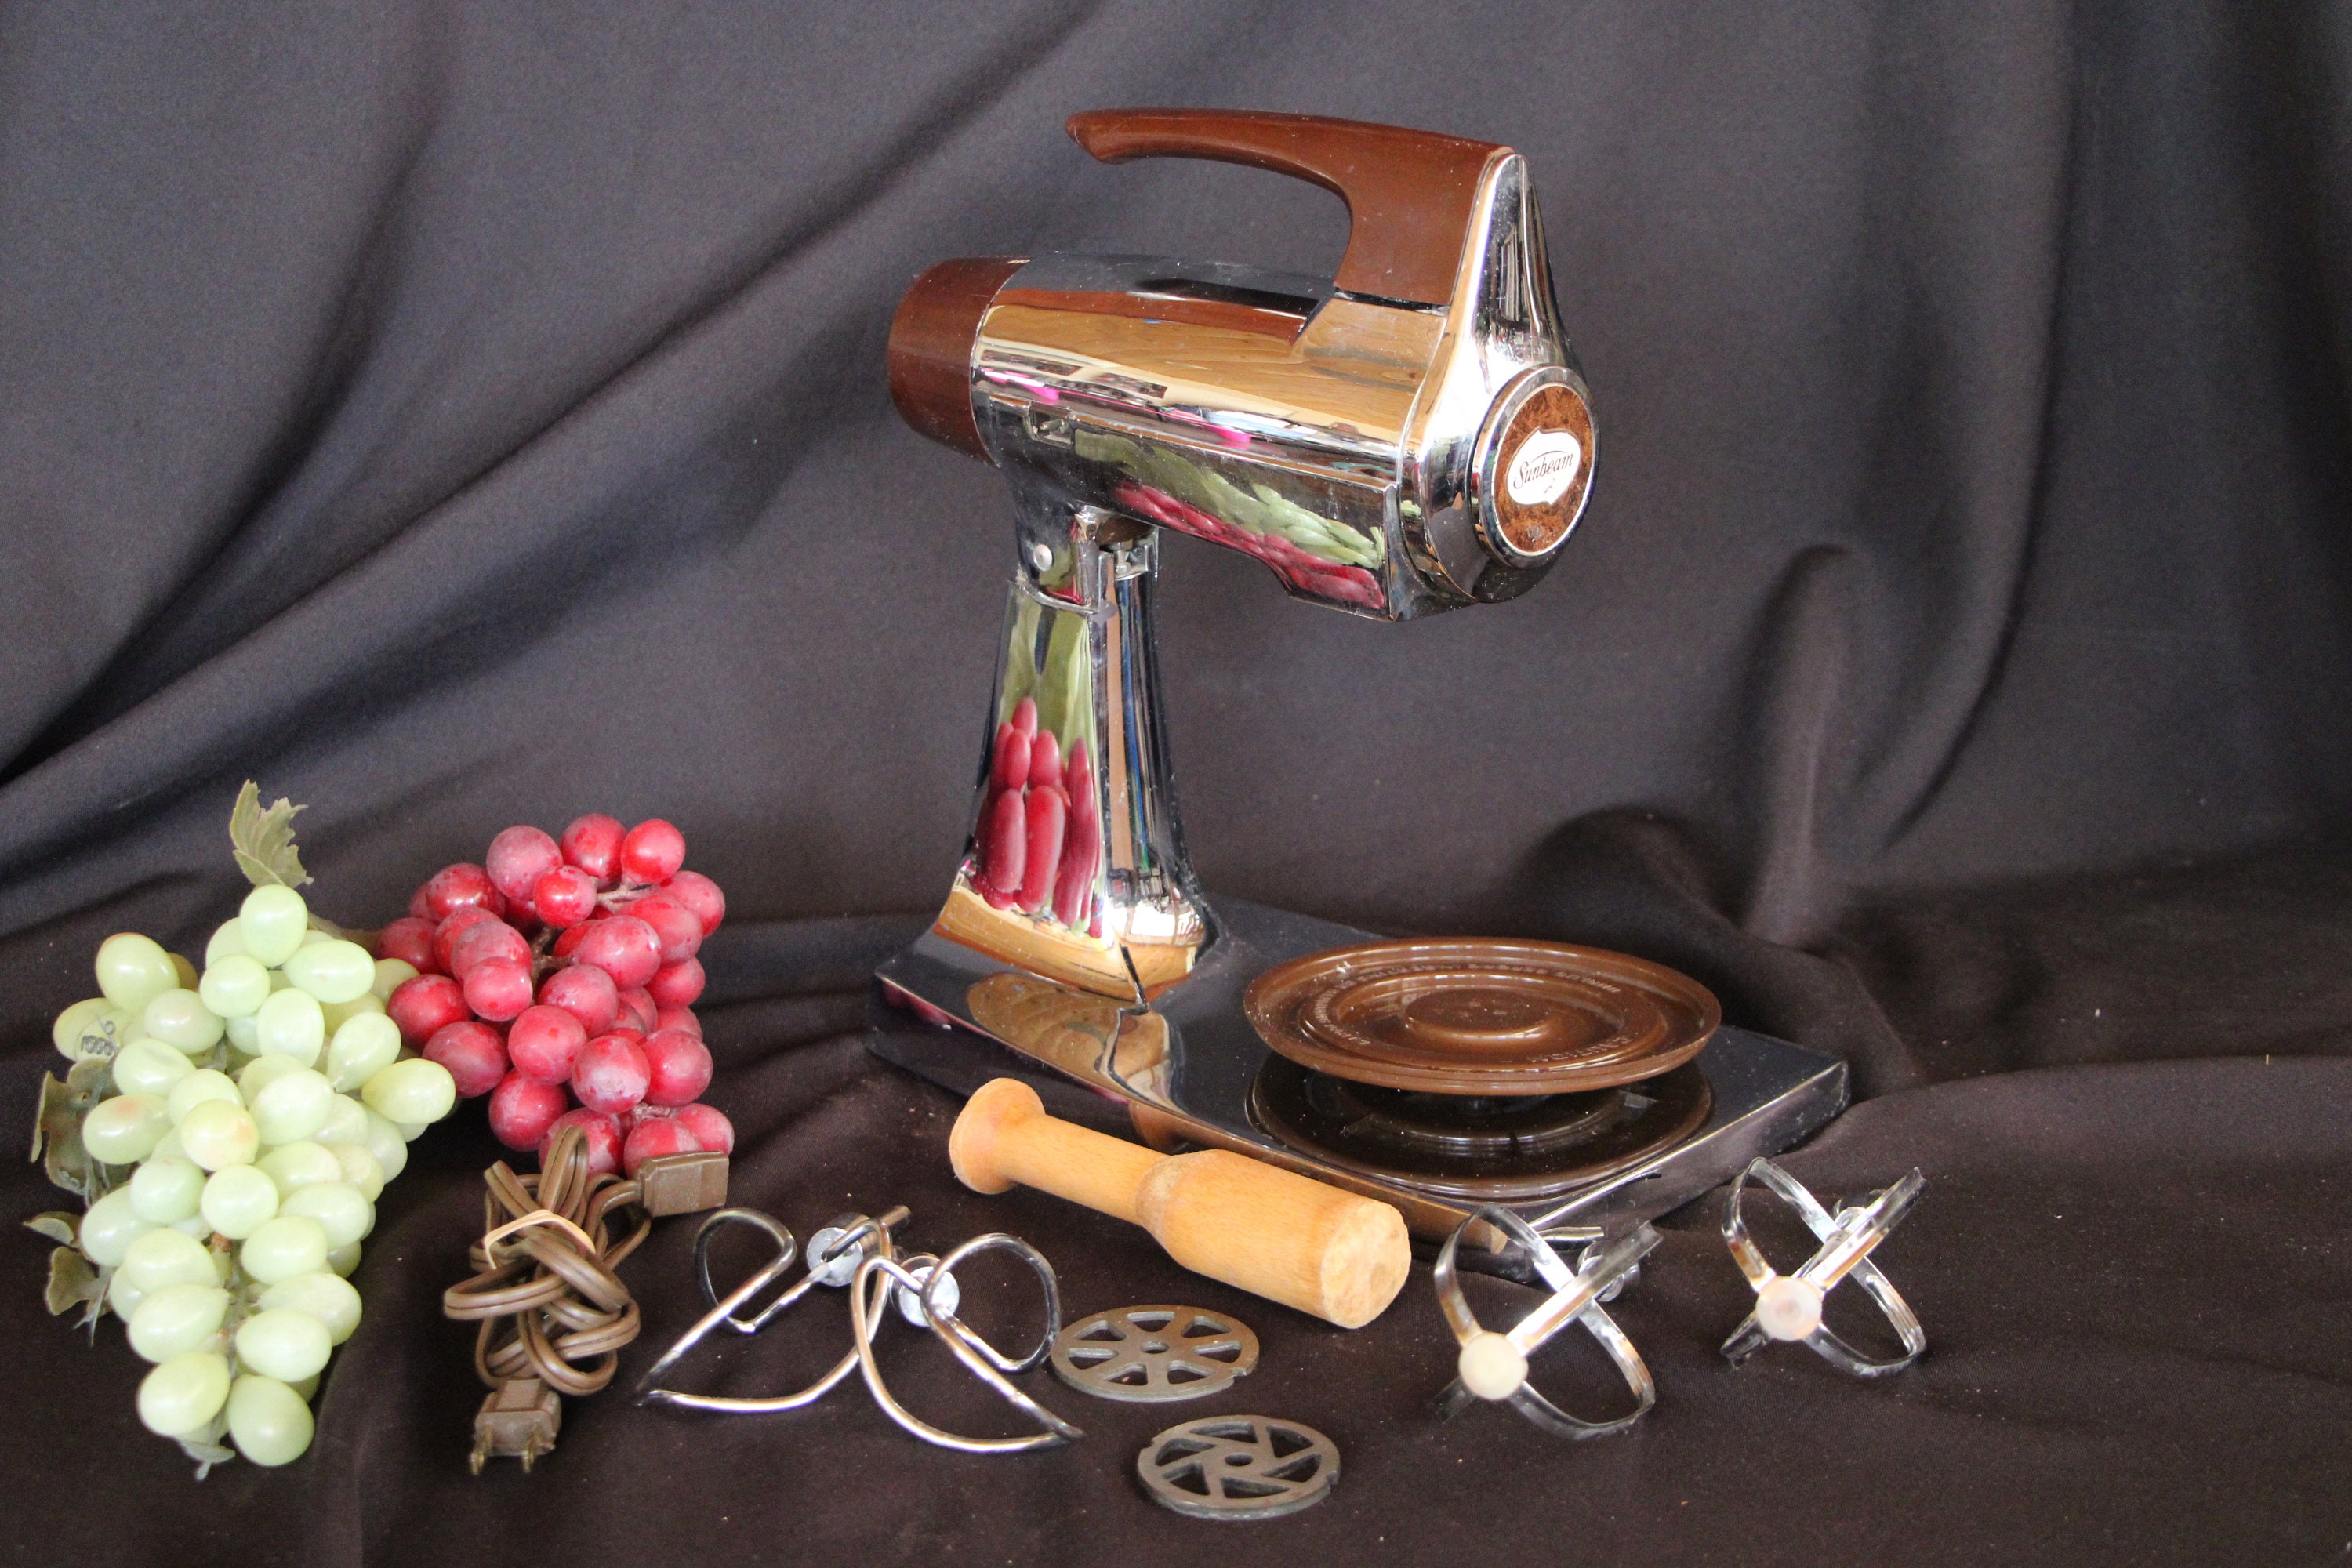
948 1077 1411 1329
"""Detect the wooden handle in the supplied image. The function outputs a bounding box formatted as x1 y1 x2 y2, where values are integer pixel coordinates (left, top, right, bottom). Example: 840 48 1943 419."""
949 1078 1410 1329
1065 108 1504 307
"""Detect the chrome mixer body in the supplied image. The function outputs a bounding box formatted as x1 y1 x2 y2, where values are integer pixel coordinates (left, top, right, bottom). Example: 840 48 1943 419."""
869 111 1845 1254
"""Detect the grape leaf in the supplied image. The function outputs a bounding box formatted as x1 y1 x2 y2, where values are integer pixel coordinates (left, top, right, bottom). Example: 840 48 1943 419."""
31 1067 111 1201
43 1246 103 1319
229 780 310 889
24 1212 76 1246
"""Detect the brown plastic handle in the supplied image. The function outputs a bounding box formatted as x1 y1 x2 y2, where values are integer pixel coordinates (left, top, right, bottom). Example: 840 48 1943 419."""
1066 108 1504 309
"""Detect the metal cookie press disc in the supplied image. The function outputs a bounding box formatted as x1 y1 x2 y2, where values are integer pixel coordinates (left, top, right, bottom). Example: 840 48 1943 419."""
1137 1416 1338 1520
1051 1306 1258 1403
1243 938 1721 1095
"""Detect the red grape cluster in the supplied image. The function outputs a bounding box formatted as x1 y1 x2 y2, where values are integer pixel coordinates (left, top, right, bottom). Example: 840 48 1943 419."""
975 696 1101 931
376 815 733 1180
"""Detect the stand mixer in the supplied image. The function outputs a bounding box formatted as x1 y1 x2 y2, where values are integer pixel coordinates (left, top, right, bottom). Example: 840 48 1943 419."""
869 110 1846 1256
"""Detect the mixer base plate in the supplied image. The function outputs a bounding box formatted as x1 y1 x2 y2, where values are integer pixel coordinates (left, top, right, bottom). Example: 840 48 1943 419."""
866 898 1847 1262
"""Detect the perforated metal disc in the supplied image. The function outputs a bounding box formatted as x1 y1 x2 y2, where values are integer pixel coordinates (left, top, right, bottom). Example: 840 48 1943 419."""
1136 1416 1338 1519
1051 1305 1258 1403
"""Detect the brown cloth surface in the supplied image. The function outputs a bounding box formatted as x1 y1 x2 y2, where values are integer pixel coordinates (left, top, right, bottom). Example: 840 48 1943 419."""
5 2 2352 1563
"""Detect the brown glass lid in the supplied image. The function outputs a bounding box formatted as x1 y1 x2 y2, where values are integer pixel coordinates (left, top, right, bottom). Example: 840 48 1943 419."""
1242 938 1720 1095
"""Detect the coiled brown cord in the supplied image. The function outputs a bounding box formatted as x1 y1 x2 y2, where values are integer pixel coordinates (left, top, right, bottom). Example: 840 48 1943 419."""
442 1127 653 1398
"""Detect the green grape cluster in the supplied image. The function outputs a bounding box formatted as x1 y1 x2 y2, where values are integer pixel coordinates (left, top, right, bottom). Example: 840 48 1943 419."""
49 882 459 1469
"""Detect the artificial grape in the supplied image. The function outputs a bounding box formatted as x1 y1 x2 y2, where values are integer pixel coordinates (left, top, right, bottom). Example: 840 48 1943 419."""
142 988 226 1053
325 1241 363 1277
369 956 420 1002
1010 693 1038 739
573 916 661 990
234 1306 332 1383
241 1215 328 1283
448 917 528 982
176 1099 260 1171
505 898 540 935
487 824 564 904
423 862 501 920
169 1069 242 1123
621 1117 701 1177
282 938 375 1004
560 814 626 884
79 1187 156 1267
150 1127 188 1163
487 1072 568 1151
237 1052 307 1102
572 1033 650 1113
376 917 437 975
127 1283 230 1363
507 1005 586 1084
407 884 432 920
1019 784 1067 914
108 1275 146 1319
198 954 273 1019
170 953 200 988
551 921 593 960
279 1181 371 1249
398 1118 429 1139
96 932 181 1013
205 920 248 966
539 964 619 1033
655 1005 702 1038
671 1102 735 1156
254 987 326 1065
1029 727 1064 791
539 1108 622 1176
361 1057 457 1125
129 1156 207 1225
463 958 534 1022
319 991 384 1035
641 1029 713 1107
361 1109 408 1182
225 1014 261 1054
424 1021 508 1098
251 1068 335 1145
991 720 1030 793
532 865 598 927
138 1351 232 1437
323 1141 384 1201
226 1374 314 1465
647 958 705 1009
663 869 726 936
430 905 501 973
259 1271 362 1344
199 1164 280 1240
238 886 310 967
51 996 120 1060
82 1094 172 1164
630 894 701 966
169 1214 215 1242
118 1227 220 1294
258 1141 343 1196
981 786 1027 898
620 818 687 884
114 1037 196 1098
315 1094 371 1148
618 986 658 1032
386 974 470 1046
324 1011 401 1092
